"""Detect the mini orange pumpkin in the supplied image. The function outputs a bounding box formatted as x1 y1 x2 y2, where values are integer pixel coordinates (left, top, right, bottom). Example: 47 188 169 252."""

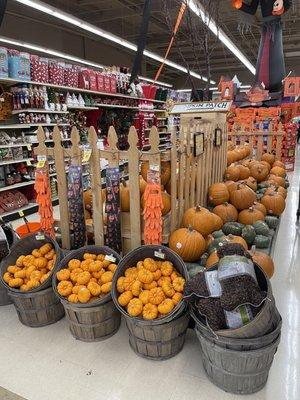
25 266 36 279
158 276 172 287
160 261 174 276
87 281 101 296
14 270 26 279
77 271 91 285
32 249 42 258
125 267 138 279
143 281 157 290
23 255 35 267
8 278 23 288
3 272 13 283
68 294 79 303
172 277 185 292
152 269 162 281
143 303 158 320
72 285 86 295
40 272 50 284
101 271 113 284
7 265 20 274
39 243 52 255
57 280 73 297
70 268 83 283
138 269 154 284
34 257 48 269
143 258 158 272
27 279 40 290
131 280 143 296
172 292 183 305
117 277 125 293
83 253 97 260
158 298 174 315
45 249 55 260
78 287 91 303
148 287 165 305
68 259 81 270
30 271 43 281
139 290 150 305
118 290 133 306
162 281 175 297
108 263 117 273
101 282 112 293
56 269 70 281
16 255 25 267
127 298 143 317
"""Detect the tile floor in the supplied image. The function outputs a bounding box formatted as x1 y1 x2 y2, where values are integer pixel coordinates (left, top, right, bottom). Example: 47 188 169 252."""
1 148 300 400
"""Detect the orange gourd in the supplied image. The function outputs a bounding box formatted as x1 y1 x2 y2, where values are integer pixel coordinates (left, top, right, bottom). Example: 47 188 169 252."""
131 280 143 296
139 290 150 305
261 193 285 216
225 165 240 181
77 271 91 285
162 281 175 297
205 251 219 269
68 294 79 303
57 280 73 297
138 269 154 284
250 163 269 182
230 184 256 210
101 282 112 293
172 292 183 305
250 250 274 278
39 243 52 256
56 269 70 281
143 258 158 272
252 201 267 216
8 278 24 288
172 277 185 292
78 287 91 303
101 271 113 284
118 291 133 306
210 212 224 231
270 166 286 178
68 259 81 270
161 261 174 276
125 267 138 279
87 281 101 296
117 277 125 293
143 281 157 290
224 180 238 193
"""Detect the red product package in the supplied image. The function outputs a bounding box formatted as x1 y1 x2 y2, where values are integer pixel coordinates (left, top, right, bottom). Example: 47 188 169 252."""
30 55 49 83
79 69 90 90
64 64 79 87
104 75 111 93
96 72 104 92
49 60 64 85
110 76 117 93
89 70 97 91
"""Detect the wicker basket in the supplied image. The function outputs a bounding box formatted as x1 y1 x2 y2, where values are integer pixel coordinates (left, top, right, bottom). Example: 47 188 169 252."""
9 287 65 327
112 245 189 360
53 245 121 341
190 262 277 339
0 283 11 306
0 233 63 293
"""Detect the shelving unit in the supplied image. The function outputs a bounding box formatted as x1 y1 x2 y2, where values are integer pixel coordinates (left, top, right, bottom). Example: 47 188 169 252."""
67 106 98 111
0 158 34 166
0 123 69 129
11 109 69 115
0 180 35 192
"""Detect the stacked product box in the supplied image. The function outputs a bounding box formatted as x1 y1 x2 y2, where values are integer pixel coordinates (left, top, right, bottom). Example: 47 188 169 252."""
282 122 297 171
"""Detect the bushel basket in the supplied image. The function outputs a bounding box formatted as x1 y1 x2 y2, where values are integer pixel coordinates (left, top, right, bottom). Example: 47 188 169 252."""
53 245 121 341
111 245 190 360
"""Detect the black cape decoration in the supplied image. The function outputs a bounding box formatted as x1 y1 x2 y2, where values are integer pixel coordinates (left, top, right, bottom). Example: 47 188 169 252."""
0 0 7 27
233 0 292 93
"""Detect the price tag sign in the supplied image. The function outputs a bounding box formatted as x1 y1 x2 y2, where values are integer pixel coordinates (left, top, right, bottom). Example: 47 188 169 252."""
26 144 32 151
26 160 32 166
82 147 92 163
154 250 166 260
37 155 47 168
18 210 25 217
104 254 116 263
150 164 159 172
35 233 45 241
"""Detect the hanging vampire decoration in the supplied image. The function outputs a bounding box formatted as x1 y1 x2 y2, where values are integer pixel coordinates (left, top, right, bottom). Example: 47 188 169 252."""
232 0 292 93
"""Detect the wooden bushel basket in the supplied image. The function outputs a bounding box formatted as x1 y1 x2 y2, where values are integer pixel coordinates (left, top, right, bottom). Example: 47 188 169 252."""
53 245 121 342
112 245 190 360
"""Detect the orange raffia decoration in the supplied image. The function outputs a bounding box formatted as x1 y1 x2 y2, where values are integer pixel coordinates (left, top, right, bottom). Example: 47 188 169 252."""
232 0 243 9
34 167 55 238
143 183 163 245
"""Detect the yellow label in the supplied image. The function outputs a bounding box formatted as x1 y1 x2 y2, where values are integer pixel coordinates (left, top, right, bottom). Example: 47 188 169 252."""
82 149 92 163
37 155 47 168
26 160 32 166
18 210 25 217
26 144 32 150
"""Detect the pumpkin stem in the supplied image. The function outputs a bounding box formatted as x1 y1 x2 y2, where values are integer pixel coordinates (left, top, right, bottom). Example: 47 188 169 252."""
187 225 194 233
195 205 202 212
249 206 254 212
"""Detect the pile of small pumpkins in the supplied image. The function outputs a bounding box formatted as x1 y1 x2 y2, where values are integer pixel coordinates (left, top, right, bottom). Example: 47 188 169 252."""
83 161 172 227
169 150 286 280
2 243 56 291
56 253 117 303
116 257 185 320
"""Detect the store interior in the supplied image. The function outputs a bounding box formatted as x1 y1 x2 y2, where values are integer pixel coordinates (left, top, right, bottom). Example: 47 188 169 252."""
0 1 299 400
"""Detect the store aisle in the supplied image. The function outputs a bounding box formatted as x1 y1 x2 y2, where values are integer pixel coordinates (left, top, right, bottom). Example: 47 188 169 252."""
0 151 299 400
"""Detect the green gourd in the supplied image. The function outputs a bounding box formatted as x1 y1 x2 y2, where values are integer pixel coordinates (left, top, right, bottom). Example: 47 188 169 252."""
212 230 224 239
253 221 270 236
199 252 209 266
222 222 243 236
208 237 225 254
265 216 279 229
254 235 271 249
242 225 256 246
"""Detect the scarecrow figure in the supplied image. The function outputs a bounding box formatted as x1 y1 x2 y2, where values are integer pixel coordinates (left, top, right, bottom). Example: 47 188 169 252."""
232 0 292 93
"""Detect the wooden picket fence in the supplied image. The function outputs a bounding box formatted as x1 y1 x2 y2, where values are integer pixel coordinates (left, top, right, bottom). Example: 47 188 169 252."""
229 122 284 160
34 121 227 251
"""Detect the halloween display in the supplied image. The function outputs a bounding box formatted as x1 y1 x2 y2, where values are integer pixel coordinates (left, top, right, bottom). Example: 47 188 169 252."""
232 0 292 93
105 168 122 253
67 165 86 248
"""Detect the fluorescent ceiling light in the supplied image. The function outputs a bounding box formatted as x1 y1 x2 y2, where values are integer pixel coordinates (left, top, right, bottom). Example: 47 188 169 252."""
0 36 173 87
187 0 256 75
14 0 214 84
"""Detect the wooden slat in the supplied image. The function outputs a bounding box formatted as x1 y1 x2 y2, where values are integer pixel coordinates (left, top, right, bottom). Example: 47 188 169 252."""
170 127 178 231
88 127 104 246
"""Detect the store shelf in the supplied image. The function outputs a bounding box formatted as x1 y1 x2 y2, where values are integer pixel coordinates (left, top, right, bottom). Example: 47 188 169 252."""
0 180 35 192
12 109 69 115
0 123 69 129
94 103 139 110
139 109 165 113
0 202 37 219
0 77 165 104
0 142 31 148
0 158 34 166
67 105 99 111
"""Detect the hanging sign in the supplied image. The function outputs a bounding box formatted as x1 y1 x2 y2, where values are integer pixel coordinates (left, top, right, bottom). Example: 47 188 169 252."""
170 101 232 114
193 132 205 156
214 128 222 147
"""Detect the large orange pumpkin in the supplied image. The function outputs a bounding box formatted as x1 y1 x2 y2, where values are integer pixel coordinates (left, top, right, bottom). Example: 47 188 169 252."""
225 165 240 181
270 166 286 178
265 186 287 199
227 151 236 166
261 152 275 166
182 206 214 237
238 207 265 225
250 250 275 278
210 212 223 231
261 193 285 216
237 165 250 180
222 234 248 250
260 161 271 173
245 177 257 192
229 184 256 210
212 202 238 223
208 183 230 206
169 227 206 262
139 176 147 194
141 161 171 185
250 163 269 182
